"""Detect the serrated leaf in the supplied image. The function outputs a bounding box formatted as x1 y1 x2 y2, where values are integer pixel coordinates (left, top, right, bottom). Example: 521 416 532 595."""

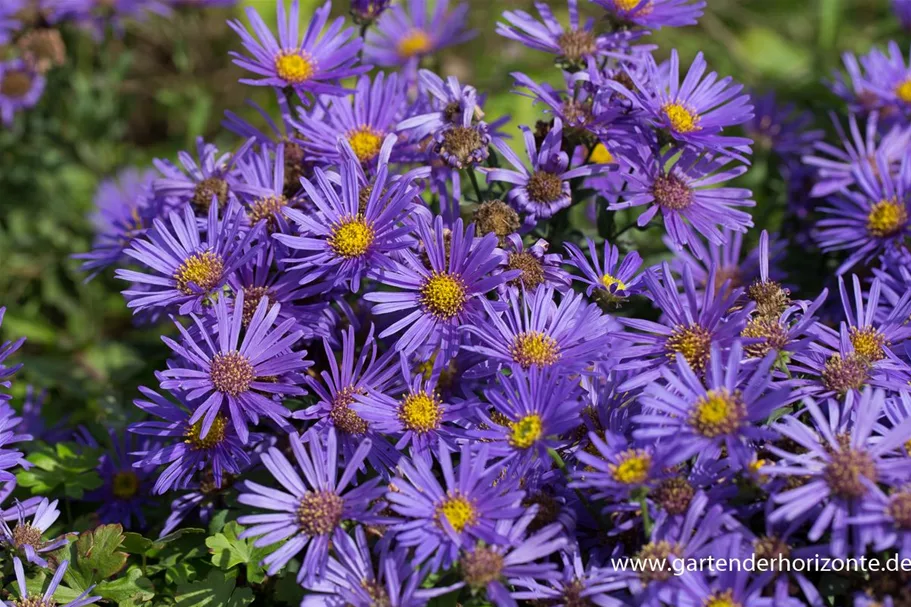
174 569 254 607
205 521 276 584
16 442 102 499
56 524 129 591
94 567 154 606
121 532 153 555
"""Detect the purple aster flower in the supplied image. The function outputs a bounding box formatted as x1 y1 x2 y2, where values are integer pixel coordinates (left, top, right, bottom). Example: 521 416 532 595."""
815 152 911 274
75 168 158 277
303 526 456 607
763 388 911 557
129 386 251 494
159 293 310 444
496 235 572 296
0 498 68 567
116 201 262 315
572 430 667 504
228 0 366 94
835 275 911 365
6 557 100 607
0 405 30 482
351 0 392 24
353 359 466 456
295 325 400 470
364 216 516 358
275 137 420 291
86 431 158 529
0 59 45 126
152 137 250 212
0 308 25 401
386 441 524 570
498 0 636 70
293 72 408 166
364 0 474 69
896 0 911 29
564 237 644 306
611 144 755 251
609 50 753 159
232 143 301 232
397 69 482 140
615 262 752 390
636 341 790 469
854 480 911 559
451 511 567 607
592 0 706 30
745 91 823 157
470 368 583 463
512 551 628 607
803 112 911 197
237 428 387 584
464 287 613 374
486 118 611 220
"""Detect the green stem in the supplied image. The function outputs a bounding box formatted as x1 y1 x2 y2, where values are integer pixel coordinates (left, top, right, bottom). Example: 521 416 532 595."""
636 489 653 539
467 169 485 203
548 448 604 529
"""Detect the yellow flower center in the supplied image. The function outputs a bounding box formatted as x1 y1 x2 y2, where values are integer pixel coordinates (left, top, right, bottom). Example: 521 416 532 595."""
600 273 627 291
437 493 476 532
610 449 651 484
328 215 375 258
398 29 432 58
662 102 701 133
398 391 443 433
850 326 887 362
112 471 140 499
275 51 316 84
509 414 543 449
614 0 650 11
867 198 908 237
185 415 228 450
420 272 467 319
249 195 288 231
666 324 712 373
590 142 615 164
704 590 741 607
510 331 561 368
897 79 911 103
173 251 225 295
690 389 746 437
346 126 385 163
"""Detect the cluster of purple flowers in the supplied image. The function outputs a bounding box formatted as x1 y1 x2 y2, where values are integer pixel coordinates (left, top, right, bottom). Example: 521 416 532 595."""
53 0 911 605
0 0 234 127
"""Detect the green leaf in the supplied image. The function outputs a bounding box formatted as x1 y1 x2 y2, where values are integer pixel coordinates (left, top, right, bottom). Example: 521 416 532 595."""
205 521 276 584
56 524 130 591
94 567 155 606
121 532 154 555
174 570 255 607
16 442 103 499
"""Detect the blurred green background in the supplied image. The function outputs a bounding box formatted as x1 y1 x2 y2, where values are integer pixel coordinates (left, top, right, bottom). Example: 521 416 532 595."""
0 0 903 427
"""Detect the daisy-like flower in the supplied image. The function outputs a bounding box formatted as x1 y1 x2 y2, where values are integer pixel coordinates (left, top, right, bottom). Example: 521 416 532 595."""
816 152 911 274
5 557 100 607
611 144 755 251
0 59 45 126
636 341 790 469
386 441 524 570
152 137 249 212
294 72 407 166
129 386 251 495
365 0 474 68
116 201 262 315
0 404 31 482
763 388 911 557
159 293 310 444
592 0 706 30
351 0 392 24
0 308 24 402
613 50 753 160
233 144 299 233
87 432 158 529
564 237 643 306
512 551 628 607
364 216 516 358
453 512 567 607
498 0 634 70
745 91 823 157
803 112 911 197
397 69 483 140
615 262 752 390
572 431 663 501
464 287 613 374
835 275 911 365
497 235 571 295
276 137 420 291
486 118 611 220
354 360 465 456
228 0 366 95
855 481 911 559
75 168 158 278
295 325 400 470
239 428 387 584
471 368 583 462
0 498 68 567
